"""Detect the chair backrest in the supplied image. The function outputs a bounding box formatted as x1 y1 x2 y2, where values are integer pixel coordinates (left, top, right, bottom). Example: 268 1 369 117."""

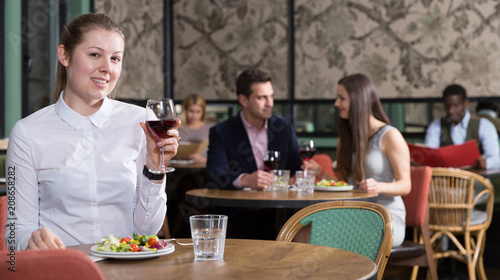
0 196 7 251
0 249 105 279
311 154 335 181
277 201 393 279
429 168 494 230
404 166 432 227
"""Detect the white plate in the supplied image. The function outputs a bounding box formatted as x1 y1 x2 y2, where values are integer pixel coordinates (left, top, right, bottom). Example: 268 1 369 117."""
314 185 354 191
90 243 175 260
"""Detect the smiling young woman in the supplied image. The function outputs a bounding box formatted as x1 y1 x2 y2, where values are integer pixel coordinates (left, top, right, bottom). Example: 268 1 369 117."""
6 13 180 251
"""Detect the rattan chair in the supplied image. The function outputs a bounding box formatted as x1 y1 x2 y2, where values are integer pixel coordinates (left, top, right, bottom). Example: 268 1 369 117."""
429 168 494 280
276 201 393 280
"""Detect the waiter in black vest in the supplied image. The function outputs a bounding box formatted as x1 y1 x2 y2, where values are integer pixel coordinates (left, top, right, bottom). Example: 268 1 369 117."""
425 84 500 169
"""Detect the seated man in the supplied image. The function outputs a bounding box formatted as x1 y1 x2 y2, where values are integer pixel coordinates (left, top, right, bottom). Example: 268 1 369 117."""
206 68 302 190
425 84 500 169
205 68 303 239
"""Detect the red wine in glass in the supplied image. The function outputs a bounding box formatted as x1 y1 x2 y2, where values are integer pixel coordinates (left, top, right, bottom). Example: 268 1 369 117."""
299 150 316 161
299 140 316 162
146 98 177 174
146 120 176 139
264 151 281 171
264 159 281 171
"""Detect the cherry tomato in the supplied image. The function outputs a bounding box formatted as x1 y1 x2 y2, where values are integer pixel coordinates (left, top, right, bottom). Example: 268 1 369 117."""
148 238 158 246
130 243 139 252
120 238 131 243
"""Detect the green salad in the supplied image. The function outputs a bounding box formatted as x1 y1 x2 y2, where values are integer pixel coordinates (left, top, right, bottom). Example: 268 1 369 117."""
97 233 168 252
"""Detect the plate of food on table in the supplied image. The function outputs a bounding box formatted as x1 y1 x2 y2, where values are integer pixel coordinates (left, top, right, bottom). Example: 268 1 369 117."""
90 233 175 260
314 179 354 191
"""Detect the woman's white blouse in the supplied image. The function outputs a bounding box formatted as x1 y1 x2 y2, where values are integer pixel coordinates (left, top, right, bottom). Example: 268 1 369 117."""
5 94 166 249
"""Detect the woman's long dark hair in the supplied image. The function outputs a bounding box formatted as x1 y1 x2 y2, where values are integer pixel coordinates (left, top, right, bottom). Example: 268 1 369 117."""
335 74 390 183
53 13 124 101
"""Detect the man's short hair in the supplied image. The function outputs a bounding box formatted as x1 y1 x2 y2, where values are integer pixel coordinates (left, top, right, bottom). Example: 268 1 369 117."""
443 84 467 101
236 68 272 98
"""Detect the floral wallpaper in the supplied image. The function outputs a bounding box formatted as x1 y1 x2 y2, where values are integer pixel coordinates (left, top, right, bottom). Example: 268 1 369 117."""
173 0 289 100
95 0 164 99
295 0 500 99
96 0 500 100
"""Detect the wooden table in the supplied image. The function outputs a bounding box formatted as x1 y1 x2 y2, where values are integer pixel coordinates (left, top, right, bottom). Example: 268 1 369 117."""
186 188 378 208
468 168 500 179
169 162 206 172
185 188 378 237
71 239 377 280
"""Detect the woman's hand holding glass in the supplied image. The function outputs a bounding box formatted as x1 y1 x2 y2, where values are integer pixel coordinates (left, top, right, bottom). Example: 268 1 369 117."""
140 120 181 173
141 98 181 174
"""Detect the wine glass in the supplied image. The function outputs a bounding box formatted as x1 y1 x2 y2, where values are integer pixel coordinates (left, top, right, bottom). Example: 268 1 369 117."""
299 140 316 170
145 98 177 174
264 151 281 171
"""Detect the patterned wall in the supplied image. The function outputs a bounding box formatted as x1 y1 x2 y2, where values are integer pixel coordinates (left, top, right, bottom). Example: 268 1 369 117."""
173 0 289 100
95 0 164 100
294 0 500 99
97 0 500 100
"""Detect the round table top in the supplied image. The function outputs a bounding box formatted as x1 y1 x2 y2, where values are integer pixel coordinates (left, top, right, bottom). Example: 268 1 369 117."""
168 162 206 172
71 239 377 280
186 188 378 208
467 168 500 178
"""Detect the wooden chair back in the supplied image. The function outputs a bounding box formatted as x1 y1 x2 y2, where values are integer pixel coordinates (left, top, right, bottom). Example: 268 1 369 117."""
277 201 393 280
428 167 494 280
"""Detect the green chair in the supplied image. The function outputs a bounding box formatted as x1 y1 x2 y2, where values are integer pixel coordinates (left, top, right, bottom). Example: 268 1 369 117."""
277 201 393 280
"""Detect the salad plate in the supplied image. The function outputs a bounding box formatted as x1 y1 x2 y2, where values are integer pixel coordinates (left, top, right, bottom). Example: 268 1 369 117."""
314 185 354 192
90 243 175 260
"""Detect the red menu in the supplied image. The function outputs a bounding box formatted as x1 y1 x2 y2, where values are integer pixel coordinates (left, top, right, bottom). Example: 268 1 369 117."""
407 140 480 168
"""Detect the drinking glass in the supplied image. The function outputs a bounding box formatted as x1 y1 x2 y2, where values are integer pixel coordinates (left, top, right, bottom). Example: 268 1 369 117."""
264 150 281 171
145 98 176 174
269 169 290 192
190 215 228 260
299 140 316 170
296 170 316 193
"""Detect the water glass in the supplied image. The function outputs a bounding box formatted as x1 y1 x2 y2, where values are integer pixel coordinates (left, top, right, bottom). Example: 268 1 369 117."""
296 170 316 193
189 215 228 261
269 169 290 192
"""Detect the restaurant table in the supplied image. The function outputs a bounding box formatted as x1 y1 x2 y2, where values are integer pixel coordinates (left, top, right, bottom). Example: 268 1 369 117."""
169 161 206 172
70 238 377 280
185 188 378 208
185 188 378 237
467 168 500 179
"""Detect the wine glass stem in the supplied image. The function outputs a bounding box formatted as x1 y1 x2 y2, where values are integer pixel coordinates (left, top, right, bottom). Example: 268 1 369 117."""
159 146 166 171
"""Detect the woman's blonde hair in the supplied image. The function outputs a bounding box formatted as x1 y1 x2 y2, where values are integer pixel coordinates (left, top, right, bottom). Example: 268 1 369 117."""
53 13 124 101
181 93 206 125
